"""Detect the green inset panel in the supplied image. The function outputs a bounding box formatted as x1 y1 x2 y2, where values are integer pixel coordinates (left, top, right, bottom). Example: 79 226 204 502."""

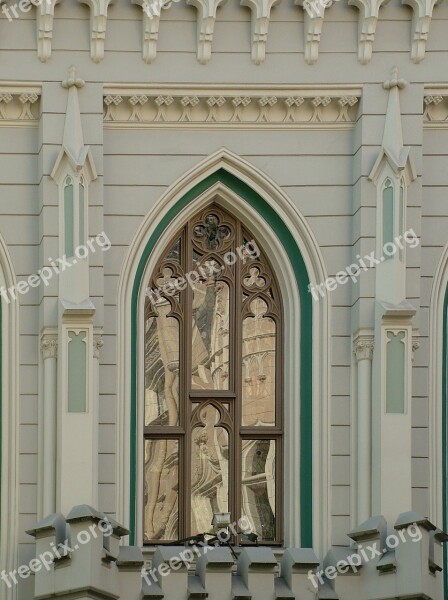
383 179 394 258
386 331 406 413
399 184 404 261
79 181 85 247
68 331 87 413
64 179 74 258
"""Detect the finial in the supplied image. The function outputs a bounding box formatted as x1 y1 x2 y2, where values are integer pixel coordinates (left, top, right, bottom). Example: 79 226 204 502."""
62 66 85 90
383 67 407 91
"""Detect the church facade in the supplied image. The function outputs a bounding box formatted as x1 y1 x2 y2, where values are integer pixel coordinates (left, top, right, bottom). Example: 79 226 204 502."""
0 0 448 597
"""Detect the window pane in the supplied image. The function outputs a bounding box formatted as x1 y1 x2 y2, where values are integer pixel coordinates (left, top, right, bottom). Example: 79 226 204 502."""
68 331 87 413
144 439 179 541
191 405 229 534
383 179 394 252
145 303 180 427
242 298 276 426
191 277 230 390
386 331 406 413
241 439 276 542
64 179 74 257
79 181 85 246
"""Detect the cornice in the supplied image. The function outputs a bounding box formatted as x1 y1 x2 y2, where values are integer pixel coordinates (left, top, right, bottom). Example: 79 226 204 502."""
103 85 360 129
423 92 448 127
0 87 41 126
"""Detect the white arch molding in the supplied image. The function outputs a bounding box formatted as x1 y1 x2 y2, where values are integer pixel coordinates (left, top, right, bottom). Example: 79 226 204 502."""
0 233 19 600
116 149 330 556
429 241 448 526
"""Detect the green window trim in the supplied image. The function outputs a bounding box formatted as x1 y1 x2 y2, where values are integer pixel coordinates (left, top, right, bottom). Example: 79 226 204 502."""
130 169 313 547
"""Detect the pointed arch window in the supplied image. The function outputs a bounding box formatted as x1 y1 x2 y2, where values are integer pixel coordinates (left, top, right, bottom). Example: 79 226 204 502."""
143 205 283 544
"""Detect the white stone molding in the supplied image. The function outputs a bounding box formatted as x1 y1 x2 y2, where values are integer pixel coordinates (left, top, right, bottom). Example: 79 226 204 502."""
36 0 61 62
411 335 420 361
423 89 448 126
429 242 448 526
352 331 374 524
116 148 330 556
78 0 115 63
402 0 442 63
187 0 228 64
52 67 97 306
104 94 123 121
103 85 360 129
52 67 96 183
40 332 58 517
132 0 160 63
369 69 416 186
353 335 374 362
0 234 19 600
0 86 41 125
41 334 58 359
348 0 389 64
295 0 331 65
128 95 149 121
241 0 280 65
93 334 104 359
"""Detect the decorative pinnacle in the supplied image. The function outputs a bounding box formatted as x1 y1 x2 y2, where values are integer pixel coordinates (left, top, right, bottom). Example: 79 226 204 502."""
383 67 407 91
62 66 85 90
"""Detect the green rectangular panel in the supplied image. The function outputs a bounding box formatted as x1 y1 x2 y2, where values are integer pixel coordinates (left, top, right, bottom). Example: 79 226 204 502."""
64 181 74 258
68 331 87 413
386 331 405 413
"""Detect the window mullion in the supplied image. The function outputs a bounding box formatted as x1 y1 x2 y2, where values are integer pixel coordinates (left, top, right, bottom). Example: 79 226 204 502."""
184 222 193 539
234 221 243 540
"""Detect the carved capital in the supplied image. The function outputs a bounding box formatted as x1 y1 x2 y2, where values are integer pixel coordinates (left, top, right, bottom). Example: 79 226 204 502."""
412 336 420 362
353 337 374 361
41 335 58 360
93 335 104 359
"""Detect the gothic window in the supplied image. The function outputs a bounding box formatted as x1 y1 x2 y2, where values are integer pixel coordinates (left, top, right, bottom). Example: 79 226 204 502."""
143 205 283 544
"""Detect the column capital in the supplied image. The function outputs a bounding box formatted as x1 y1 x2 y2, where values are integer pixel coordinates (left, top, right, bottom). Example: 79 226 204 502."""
353 336 374 362
412 336 420 362
93 334 104 359
41 334 58 360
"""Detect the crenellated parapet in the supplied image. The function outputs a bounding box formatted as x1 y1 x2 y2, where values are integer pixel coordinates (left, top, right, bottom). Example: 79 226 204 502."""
26 505 447 600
